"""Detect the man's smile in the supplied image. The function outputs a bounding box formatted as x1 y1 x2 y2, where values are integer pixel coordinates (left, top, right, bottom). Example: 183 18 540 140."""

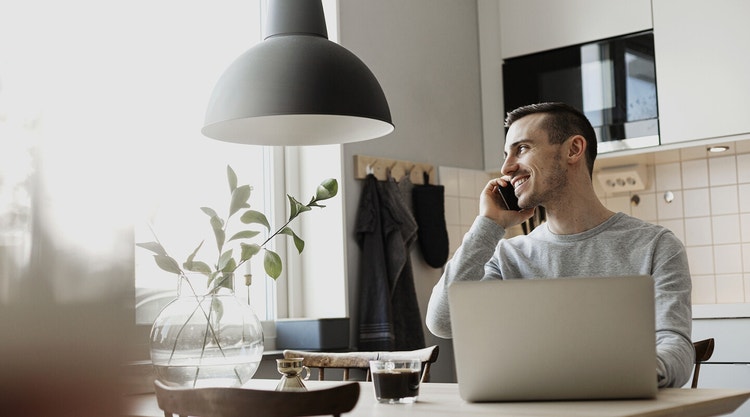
512 176 529 191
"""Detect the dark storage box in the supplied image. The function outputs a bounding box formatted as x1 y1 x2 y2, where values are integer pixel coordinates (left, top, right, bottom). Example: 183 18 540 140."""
275 318 350 351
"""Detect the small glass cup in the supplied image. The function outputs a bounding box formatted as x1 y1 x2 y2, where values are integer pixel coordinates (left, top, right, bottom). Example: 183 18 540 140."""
369 359 421 404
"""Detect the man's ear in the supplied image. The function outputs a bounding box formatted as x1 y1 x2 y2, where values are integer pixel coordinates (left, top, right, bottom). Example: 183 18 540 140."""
566 135 587 165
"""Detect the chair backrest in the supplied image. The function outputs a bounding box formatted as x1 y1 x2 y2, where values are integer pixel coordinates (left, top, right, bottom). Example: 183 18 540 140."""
283 345 439 383
691 338 715 389
153 380 359 417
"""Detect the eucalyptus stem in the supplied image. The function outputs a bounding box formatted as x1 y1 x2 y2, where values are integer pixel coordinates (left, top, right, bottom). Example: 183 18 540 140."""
166 274 227 365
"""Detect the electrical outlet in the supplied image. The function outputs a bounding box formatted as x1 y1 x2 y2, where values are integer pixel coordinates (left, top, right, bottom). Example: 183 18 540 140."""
596 164 648 193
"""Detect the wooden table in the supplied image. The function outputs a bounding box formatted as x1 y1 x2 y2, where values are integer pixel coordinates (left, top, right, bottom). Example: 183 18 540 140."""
123 379 750 417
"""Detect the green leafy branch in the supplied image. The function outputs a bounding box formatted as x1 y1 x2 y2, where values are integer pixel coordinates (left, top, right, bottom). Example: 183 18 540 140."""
137 165 338 288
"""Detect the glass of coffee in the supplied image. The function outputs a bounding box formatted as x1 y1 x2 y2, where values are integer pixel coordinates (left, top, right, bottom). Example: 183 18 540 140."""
369 359 421 404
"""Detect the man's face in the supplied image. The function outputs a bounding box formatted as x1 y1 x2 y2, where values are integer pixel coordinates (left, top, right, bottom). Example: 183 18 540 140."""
501 114 568 210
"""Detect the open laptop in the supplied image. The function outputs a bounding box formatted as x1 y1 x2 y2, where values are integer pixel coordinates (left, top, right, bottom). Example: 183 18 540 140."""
447 275 658 402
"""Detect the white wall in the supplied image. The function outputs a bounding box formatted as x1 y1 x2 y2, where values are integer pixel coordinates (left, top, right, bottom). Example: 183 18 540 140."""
338 0 486 382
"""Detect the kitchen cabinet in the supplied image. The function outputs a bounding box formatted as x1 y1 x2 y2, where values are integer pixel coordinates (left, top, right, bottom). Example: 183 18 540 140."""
653 0 750 145
692 318 750 416
499 0 652 58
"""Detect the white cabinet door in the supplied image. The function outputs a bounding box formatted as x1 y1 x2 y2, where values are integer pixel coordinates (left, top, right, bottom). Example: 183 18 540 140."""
654 0 750 145
499 0 652 58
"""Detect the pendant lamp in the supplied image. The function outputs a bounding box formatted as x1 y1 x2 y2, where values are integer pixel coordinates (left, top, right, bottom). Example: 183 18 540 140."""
202 0 394 145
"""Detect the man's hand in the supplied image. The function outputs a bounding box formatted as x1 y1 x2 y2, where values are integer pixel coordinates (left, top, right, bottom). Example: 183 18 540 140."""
480 177 535 229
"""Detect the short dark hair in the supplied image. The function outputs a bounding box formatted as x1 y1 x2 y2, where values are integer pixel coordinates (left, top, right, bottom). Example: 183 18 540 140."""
505 102 597 176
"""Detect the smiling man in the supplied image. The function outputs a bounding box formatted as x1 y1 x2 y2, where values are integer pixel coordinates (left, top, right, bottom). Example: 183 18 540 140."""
425 102 694 388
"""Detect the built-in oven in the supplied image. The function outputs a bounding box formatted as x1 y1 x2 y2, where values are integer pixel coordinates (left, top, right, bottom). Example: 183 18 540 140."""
503 31 658 153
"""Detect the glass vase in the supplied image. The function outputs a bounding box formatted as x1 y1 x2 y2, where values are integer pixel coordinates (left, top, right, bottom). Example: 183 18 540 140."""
149 273 264 388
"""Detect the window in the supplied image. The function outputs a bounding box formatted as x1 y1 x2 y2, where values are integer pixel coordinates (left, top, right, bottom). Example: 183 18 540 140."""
0 1 270 306
0 0 347 328
134 145 277 323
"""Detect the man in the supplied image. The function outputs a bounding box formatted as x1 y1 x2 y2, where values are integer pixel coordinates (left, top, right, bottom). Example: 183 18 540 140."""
425 102 694 388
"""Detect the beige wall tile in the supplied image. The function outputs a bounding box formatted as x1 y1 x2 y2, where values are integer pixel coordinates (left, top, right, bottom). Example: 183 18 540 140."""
739 184 750 213
631 192 657 222
714 244 743 274
440 166 459 197
713 215 741 245
691 275 717 304
444 195 460 226
742 214 750 242
655 162 682 191
459 197 478 227
710 185 739 215
709 155 738 186
685 217 713 246
458 168 476 198
715 274 745 304
682 159 709 189
604 195 631 215
686 246 714 275
737 154 750 183
657 190 684 219
743 244 750 274
683 188 711 217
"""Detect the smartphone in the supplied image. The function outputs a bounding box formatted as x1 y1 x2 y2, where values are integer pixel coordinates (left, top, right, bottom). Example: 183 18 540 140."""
498 183 520 211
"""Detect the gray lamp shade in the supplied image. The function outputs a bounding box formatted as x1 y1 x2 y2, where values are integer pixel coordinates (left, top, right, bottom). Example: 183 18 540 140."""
202 0 394 146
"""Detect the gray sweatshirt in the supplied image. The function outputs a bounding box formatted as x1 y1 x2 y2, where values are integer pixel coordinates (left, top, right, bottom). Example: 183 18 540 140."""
426 213 694 388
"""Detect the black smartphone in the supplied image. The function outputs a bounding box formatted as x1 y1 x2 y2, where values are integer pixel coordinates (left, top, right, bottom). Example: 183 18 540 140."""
498 184 520 211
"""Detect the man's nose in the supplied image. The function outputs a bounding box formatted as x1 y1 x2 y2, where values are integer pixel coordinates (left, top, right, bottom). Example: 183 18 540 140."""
501 155 516 177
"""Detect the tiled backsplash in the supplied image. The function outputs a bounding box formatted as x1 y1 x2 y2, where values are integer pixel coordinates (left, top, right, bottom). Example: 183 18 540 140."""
440 145 750 318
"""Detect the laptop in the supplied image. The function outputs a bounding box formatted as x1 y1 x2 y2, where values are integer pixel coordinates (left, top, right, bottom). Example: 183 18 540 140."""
447 275 658 402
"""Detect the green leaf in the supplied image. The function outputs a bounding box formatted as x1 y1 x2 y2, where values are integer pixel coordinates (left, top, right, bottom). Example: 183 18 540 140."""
185 241 204 263
209 215 225 250
184 261 212 276
240 210 270 230
287 195 311 220
215 272 233 291
221 257 237 273
264 249 282 279
227 165 238 192
211 296 225 320
136 241 167 256
208 270 221 287
315 178 338 201
218 249 234 270
200 207 219 218
279 227 305 254
240 243 261 262
228 230 261 242
154 254 182 275
229 184 252 216
183 241 206 273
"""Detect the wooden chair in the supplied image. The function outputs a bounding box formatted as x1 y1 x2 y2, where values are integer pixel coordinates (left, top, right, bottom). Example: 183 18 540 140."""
283 345 439 383
691 338 715 388
153 380 359 417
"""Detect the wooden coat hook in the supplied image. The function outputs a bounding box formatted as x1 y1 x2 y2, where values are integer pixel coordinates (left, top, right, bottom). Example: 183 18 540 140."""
354 155 435 185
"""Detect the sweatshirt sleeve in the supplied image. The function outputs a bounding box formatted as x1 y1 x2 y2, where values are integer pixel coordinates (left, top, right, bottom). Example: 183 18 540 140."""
425 216 505 338
651 231 694 388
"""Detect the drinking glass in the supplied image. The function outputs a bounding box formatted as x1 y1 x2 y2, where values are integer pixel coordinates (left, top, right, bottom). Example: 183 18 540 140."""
369 359 421 404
